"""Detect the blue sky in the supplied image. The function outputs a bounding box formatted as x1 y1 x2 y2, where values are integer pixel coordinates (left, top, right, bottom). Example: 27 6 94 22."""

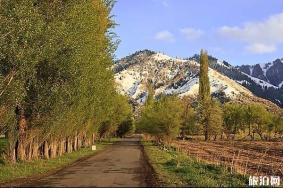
112 0 283 65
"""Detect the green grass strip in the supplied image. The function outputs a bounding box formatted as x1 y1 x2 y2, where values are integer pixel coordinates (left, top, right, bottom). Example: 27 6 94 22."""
0 142 110 183
143 141 248 187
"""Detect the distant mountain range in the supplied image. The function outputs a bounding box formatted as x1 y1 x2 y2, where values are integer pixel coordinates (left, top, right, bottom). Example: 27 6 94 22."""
237 59 283 88
190 55 283 107
114 50 282 109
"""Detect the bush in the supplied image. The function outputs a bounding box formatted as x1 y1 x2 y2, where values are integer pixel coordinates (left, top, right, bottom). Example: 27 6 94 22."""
137 95 183 143
116 117 134 137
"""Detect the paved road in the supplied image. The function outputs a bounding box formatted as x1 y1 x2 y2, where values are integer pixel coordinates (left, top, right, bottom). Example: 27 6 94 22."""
27 136 149 187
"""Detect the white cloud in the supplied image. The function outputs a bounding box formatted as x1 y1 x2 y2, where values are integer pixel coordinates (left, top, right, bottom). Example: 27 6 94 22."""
218 12 283 53
245 43 276 54
180 27 203 40
155 30 175 42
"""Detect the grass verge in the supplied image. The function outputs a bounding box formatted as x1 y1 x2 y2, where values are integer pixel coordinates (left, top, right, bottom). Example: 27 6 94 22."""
142 141 248 187
0 141 111 184
0 138 7 153
0 138 8 164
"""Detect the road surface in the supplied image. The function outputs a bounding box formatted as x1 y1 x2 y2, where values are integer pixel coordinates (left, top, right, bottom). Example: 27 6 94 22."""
26 135 150 187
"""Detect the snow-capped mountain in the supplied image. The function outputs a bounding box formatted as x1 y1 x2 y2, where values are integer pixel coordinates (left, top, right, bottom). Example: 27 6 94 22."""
189 54 283 107
114 50 281 109
237 59 283 88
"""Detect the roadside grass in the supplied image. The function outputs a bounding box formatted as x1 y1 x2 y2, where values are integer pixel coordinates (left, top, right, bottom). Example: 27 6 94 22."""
143 141 248 187
0 141 110 184
0 138 7 153
0 138 8 164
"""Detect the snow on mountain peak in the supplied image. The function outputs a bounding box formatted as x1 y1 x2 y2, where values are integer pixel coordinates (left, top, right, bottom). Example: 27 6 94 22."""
259 62 273 77
216 59 231 69
152 53 172 61
152 52 187 63
114 51 253 104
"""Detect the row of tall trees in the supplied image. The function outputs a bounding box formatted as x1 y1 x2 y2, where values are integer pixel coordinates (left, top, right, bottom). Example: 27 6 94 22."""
0 0 131 163
137 95 283 142
223 103 283 140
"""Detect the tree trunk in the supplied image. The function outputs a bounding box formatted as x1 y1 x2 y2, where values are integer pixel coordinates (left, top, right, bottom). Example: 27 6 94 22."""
214 135 217 141
7 145 16 163
50 140 57 158
258 132 264 140
16 106 27 161
73 135 78 151
44 141 49 159
248 123 251 136
67 137 72 153
92 133 96 145
27 141 32 161
32 138 39 160
85 137 91 147
78 134 82 149
204 122 208 141
58 139 64 156
82 133 86 147
6 129 16 163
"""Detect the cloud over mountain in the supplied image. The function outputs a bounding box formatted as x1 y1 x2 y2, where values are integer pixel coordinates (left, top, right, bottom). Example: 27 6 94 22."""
180 27 203 41
218 12 283 54
154 30 175 42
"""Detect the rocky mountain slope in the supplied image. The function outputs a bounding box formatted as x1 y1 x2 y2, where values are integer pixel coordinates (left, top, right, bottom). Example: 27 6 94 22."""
114 50 281 109
237 59 283 88
189 55 283 107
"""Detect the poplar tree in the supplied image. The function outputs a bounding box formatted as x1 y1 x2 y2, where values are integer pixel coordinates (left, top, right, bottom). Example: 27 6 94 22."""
1 0 131 162
198 49 211 141
199 49 210 102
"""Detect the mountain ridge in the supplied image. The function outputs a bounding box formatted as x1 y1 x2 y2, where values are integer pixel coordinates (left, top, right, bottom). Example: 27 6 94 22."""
236 58 283 88
114 49 282 109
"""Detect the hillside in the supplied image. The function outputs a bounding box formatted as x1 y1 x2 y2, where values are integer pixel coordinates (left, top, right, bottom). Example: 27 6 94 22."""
114 50 280 110
190 55 283 107
237 59 283 88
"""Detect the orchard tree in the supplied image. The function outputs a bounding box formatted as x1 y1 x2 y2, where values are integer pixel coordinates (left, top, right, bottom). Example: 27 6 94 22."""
273 112 283 139
137 95 184 144
180 96 197 138
243 103 270 140
223 103 245 138
207 100 223 140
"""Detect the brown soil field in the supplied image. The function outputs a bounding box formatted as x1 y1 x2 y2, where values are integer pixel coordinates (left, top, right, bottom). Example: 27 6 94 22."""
172 140 283 176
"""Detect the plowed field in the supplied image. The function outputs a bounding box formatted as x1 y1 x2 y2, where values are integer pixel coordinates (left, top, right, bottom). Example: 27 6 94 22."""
172 141 283 176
